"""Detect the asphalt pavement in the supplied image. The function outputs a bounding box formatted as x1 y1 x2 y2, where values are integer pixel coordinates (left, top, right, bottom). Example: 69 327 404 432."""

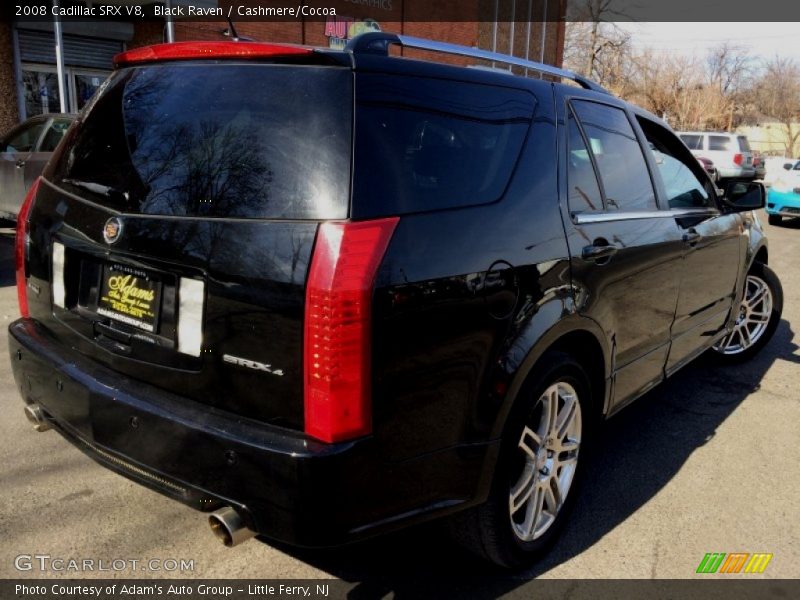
0 213 798 587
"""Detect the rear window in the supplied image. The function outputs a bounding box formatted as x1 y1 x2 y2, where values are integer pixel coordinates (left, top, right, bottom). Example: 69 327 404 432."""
679 134 703 150
737 136 751 152
49 64 353 219
708 135 732 151
351 74 534 218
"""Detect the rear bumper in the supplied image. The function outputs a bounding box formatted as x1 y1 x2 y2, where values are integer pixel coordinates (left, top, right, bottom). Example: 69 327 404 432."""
766 189 800 216
9 318 494 547
717 166 755 179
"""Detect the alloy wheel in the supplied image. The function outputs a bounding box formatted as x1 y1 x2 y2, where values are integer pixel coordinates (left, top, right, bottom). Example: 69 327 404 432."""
509 381 582 542
714 274 773 355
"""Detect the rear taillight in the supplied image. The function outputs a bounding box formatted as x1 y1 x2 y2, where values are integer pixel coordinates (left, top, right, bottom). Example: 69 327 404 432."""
304 218 399 443
734 153 743 166
16 177 41 319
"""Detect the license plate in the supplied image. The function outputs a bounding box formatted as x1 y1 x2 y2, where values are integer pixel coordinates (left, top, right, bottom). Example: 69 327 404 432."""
96 264 162 333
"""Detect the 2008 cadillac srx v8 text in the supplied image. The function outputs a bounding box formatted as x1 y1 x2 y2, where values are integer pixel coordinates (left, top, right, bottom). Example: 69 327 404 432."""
10 34 783 568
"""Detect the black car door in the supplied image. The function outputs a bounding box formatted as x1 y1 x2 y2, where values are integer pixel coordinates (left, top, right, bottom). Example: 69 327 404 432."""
634 115 743 373
556 91 685 413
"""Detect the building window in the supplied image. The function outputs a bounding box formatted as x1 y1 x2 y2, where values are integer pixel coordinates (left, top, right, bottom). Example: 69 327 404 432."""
21 63 109 116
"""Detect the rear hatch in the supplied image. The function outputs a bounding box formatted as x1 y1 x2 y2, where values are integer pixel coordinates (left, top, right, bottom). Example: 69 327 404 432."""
706 133 753 169
27 54 353 431
737 135 754 167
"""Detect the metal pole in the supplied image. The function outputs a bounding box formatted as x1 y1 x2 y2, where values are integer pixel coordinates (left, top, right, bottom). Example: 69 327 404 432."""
524 0 532 76
165 0 176 43
539 0 548 63
509 0 515 61
491 0 498 66
11 26 27 121
52 0 67 113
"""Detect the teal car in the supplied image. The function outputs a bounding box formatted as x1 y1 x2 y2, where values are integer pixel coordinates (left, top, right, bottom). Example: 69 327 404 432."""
767 159 800 225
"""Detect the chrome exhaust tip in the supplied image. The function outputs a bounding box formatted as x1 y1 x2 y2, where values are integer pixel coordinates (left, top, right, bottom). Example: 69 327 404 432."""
208 507 256 547
24 404 52 432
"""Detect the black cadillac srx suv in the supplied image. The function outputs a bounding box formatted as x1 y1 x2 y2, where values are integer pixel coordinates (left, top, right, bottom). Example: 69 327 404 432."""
10 33 783 568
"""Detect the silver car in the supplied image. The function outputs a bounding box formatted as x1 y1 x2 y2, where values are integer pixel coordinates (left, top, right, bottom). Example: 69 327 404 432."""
0 114 74 220
678 131 755 180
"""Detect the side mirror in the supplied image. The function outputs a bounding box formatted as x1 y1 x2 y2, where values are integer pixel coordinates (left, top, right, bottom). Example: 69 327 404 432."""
784 163 794 170
722 180 765 212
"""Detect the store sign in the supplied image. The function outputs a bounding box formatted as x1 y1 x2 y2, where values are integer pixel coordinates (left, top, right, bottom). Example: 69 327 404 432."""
325 17 381 50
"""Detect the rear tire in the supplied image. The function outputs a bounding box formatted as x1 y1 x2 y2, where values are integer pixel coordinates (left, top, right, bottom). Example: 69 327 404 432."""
448 352 593 568
711 262 782 363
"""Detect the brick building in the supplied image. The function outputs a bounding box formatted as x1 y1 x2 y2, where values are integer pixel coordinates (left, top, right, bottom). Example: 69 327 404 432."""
0 0 566 134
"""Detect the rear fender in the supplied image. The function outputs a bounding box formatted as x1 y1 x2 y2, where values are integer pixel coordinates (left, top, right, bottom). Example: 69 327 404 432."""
490 305 612 441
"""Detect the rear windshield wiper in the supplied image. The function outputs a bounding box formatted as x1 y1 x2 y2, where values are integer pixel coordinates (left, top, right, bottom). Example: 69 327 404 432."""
61 179 130 203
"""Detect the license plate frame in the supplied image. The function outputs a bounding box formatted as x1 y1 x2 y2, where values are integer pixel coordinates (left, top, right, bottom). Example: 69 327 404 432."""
96 264 163 333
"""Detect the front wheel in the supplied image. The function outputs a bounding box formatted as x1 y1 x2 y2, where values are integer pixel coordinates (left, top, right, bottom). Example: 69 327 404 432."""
711 262 783 362
768 214 782 226
448 353 592 568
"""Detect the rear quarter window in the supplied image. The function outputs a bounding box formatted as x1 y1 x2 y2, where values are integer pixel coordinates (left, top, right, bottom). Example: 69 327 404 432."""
351 74 535 218
708 135 732 151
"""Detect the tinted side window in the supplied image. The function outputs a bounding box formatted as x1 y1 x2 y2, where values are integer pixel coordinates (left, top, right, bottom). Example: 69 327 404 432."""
708 136 731 151
566 108 603 212
571 100 656 212
638 118 715 209
353 74 534 217
4 121 46 153
680 134 703 150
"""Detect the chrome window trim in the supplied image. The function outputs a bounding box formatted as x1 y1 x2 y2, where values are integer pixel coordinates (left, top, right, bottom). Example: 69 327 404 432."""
572 208 720 224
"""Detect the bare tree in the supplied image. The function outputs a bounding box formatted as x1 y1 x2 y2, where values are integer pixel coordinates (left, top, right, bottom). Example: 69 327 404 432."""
753 57 800 156
705 43 754 129
623 50 732 131
563 1 633 93
566 34 758 132
706 43 753 95
566 19 799 145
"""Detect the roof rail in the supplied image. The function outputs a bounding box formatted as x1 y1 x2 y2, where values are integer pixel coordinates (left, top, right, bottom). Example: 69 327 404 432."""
345 32 609 94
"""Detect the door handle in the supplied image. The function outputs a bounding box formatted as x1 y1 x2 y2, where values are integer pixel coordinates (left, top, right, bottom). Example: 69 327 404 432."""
581 243 618 263
682 229 701 246
15 160 25 169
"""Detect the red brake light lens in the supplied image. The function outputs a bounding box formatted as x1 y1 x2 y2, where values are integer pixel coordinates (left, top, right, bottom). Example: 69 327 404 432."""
304 218 399 443
734 153 743 166
114 42 313 67
16 176 41 319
